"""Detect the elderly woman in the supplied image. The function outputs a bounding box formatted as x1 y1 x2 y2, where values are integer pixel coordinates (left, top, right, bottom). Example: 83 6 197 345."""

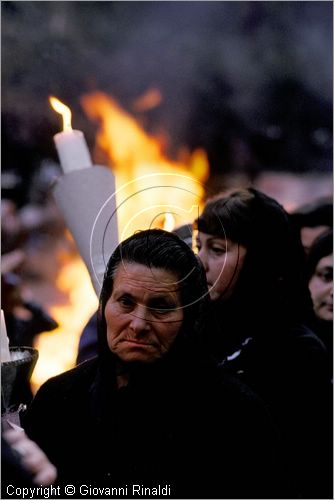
195 188 333 498
23 229 286 498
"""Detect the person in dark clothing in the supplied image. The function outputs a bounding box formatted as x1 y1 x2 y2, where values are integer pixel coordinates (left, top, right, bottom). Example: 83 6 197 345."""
76 311 98 364
75 224 194 365
290 196 333 254
306 229 333 364
195 188 333 499
24 229 289 499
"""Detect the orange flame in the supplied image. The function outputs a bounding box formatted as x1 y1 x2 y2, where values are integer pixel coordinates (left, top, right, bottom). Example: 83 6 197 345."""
31 255 98 392
132 88 163 112
81 91 209 239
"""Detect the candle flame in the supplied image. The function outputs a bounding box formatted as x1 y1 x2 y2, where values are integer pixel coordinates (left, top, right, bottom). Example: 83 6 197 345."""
163 212 175 232
49 96 72 132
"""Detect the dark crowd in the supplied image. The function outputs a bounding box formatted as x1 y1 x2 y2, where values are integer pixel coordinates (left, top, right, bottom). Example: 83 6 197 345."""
1 186 333 499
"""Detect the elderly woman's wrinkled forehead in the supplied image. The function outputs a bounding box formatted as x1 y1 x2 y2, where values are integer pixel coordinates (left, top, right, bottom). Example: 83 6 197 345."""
100 229 208 322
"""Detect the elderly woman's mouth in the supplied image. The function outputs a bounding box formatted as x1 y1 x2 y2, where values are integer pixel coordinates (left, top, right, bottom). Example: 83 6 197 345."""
123 339 154 346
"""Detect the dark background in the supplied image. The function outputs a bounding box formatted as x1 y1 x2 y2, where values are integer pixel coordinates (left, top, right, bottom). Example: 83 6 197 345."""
2 1 333 206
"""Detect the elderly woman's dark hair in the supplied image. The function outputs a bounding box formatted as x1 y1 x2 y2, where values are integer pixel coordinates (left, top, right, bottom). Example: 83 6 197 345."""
196 188 314 325
98 229 208 360
306 229 333 282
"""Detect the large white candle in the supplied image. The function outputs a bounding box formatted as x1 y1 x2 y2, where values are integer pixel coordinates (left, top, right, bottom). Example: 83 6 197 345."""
50 96 92 174
1 310 11 363
54 130 92 174
49 97 119 295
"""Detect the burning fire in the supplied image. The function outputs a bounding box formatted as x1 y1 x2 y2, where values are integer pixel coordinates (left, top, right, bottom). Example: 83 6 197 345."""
31 254 98 393
31 90 209 391
81 91 209 238
132 88 163 112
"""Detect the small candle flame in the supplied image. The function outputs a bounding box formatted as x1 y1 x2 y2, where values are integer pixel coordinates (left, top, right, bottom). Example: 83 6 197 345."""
163 212 175 232
49 96 72 132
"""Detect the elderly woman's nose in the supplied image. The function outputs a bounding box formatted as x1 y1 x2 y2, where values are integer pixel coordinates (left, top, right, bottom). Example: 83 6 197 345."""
129 307 150 332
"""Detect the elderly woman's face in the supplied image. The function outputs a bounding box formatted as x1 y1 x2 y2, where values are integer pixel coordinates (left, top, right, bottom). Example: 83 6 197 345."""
196 232 247 301
309 254 333 322
104 262 184 363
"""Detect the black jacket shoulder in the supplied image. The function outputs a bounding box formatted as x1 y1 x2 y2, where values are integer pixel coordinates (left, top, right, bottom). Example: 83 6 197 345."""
38 357 98 390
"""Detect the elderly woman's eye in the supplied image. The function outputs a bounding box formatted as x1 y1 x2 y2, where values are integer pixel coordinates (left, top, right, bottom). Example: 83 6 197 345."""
153 309 170 316
152 306 170 315
150 300 176 315
118 296 135 308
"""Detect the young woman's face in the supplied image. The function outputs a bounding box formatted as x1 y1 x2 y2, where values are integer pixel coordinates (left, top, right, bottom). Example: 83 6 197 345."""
196 232 247 301
308 254 333 322
104 262 184 363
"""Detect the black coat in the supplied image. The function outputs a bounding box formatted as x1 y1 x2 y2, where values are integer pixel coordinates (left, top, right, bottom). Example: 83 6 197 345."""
207 304 333 499
23 354 290 499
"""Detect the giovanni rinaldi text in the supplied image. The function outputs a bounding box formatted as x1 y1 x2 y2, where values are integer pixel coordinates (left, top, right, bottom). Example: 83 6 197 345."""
6 483 172 498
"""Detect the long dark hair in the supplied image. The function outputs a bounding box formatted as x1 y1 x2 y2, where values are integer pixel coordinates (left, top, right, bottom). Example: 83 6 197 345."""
306 229 333 282
196 188 314 327
98 229 209 362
